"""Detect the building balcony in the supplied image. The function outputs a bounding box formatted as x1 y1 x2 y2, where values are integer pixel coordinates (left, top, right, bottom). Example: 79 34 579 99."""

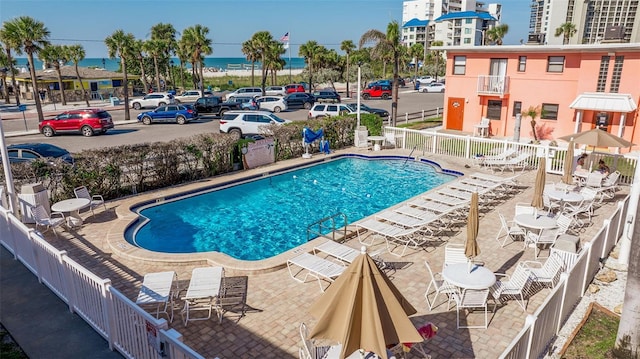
477 75 510 96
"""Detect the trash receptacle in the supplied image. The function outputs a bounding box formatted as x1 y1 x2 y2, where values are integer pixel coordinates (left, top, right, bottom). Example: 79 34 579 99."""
414 82 420 91
110 96 121 106
18 183 49 224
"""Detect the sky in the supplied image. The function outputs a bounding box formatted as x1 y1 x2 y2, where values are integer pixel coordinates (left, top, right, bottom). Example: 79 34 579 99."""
1 0 532 58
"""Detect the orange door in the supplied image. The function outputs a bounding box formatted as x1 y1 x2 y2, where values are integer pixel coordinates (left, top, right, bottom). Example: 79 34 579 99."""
447 97 465 131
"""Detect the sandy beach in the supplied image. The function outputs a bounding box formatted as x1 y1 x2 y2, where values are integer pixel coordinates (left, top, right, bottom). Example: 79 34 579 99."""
202 68 304 78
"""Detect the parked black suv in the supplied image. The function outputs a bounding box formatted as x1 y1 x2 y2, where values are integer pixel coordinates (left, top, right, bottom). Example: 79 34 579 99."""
312 90 341 103
283 93 315 109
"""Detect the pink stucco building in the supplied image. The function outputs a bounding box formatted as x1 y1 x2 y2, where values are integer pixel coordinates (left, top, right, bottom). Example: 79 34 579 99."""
439 43 640 149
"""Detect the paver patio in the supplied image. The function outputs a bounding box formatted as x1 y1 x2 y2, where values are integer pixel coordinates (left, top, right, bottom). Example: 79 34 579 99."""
36 148 628 359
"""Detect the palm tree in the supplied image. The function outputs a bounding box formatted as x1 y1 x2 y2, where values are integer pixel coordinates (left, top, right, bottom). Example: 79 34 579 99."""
429 40 444 81
144 39 165 91
408 43 424 81
340 40 356 97
38 44 68 105
132 40 149 94
175 41 189 89
522 105 541 142
3 16 50 122
299 40 322 94
554 22 577 45
150 23 177 88
67 44 91 107
265 41 285 85
0 24 21 105
360 20 403 125
249 31 276 95
181 25 212 93
105 30 135 120
0 45 14 103
485 24 509 45
241 39 259 87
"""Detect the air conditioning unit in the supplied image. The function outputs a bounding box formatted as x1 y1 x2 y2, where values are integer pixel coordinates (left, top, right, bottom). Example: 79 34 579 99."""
603 26 625 40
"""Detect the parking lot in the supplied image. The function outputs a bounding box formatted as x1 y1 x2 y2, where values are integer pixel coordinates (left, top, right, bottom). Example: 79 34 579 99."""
2 90 444 153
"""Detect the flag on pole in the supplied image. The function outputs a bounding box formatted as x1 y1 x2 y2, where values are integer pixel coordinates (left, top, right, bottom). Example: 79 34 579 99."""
280 32 289 42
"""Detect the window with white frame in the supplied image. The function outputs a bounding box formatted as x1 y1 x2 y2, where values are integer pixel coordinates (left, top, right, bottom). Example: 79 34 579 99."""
518 56 527 72
453 56 466 75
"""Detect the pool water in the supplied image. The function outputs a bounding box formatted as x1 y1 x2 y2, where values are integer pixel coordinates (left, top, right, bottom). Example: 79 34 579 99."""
129 157 455 260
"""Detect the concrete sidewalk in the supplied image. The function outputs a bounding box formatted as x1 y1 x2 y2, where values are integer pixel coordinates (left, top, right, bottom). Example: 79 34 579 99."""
0 245 123 359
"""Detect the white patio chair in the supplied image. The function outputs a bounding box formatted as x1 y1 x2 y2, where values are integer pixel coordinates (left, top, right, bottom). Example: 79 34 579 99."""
299 322 341 359
592 170 620 202
495 213 527 247
74 186 106 216
525 214 572 259
424 260 458 311
473 117 490 137
521 252 565 290
490 263 533 312
443 243 469 271
584 171 604 189
30 205 65 237
515 203 537 217
452 288 495 329
562 187 598 227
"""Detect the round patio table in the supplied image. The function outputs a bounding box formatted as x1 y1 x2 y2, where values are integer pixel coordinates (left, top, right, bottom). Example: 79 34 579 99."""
442 263 496 290
367 136 385 151
51 198 90 228
546 189 583 203
514 214 558 231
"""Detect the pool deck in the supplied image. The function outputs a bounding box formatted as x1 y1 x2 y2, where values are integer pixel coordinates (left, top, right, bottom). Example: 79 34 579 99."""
34 147 628 358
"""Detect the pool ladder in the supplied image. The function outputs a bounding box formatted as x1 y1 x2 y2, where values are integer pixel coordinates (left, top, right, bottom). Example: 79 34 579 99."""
307 213 348 243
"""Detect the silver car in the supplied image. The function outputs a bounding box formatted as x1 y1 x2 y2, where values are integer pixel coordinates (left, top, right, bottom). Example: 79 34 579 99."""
256 96 288 113
129 93 176 110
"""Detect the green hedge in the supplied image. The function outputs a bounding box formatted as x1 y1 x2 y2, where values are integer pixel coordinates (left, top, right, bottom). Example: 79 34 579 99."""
2 114 382 203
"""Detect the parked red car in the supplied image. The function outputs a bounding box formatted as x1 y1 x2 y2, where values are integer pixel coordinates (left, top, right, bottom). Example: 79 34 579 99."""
39 108 114 137
285 84 306 93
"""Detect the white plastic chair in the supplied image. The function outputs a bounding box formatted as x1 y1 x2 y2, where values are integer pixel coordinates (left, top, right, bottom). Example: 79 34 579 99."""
299 322 340 359
452 288 494 329
30 205 65 237
495 213 527 247
74 186 106 216
474 117 490 137
491 263 533 312
525 214 572 259
521 252 565 290
424 261 457 311
443 243 469 271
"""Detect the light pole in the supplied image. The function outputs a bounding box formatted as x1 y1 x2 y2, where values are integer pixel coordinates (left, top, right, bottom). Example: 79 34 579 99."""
356 62 362 128
475 29 485 46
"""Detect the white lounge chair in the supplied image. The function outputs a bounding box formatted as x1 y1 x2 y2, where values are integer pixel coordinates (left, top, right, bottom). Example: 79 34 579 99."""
287 253 346 292
473 148 517 167
30 204 65 237
74 186 106 216
136 271 178 322
484 153 531 173
181 267 224 325
313 241 359 264
589 170 620 202
356 218 428 257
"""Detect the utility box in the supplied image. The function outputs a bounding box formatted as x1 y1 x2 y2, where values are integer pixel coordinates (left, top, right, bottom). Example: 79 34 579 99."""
110 96 121 106
18 183 49 224
355 126 369 148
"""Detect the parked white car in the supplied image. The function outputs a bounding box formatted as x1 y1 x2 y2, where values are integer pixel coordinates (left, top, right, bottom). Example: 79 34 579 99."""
224 87 262 100
308 103 369 119
265 86 286 96
174 90 213 103
420 82 446 93
129 93 176 110
219 111 291 138
256 96 288 113
416 76 435 85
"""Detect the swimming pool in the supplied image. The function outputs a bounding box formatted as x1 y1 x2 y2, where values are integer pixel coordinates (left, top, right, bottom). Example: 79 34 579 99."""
127 156 457 260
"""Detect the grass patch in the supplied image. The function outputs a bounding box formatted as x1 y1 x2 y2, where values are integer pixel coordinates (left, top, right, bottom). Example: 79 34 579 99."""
396 118 442 130
560 302 619 358
0 329 27 359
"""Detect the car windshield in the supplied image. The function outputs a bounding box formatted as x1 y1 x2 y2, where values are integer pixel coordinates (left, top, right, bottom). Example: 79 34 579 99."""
35 145 69 158
268 114 287 123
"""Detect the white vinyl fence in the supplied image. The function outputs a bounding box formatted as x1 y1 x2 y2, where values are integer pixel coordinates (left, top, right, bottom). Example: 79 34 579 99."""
384 127 638 185
499 197 629 358
0 206 205 359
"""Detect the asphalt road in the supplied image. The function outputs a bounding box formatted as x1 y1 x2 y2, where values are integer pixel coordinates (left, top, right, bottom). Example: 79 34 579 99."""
2 90 444 153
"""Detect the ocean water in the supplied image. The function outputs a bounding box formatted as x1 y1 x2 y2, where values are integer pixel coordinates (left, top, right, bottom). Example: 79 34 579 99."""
14 57 307 72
